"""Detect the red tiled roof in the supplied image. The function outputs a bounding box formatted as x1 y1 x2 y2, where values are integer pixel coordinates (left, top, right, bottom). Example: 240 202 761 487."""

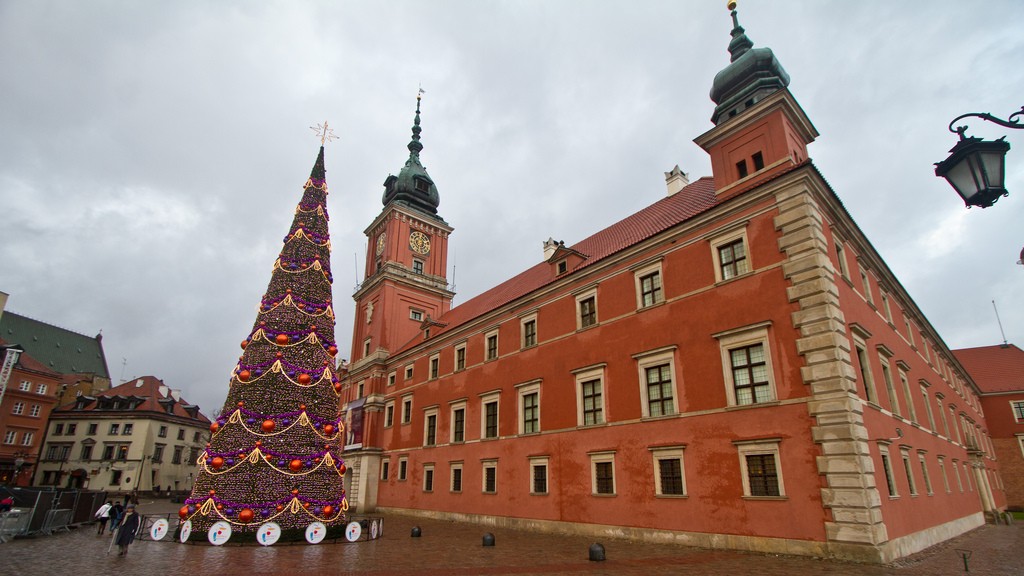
399 177 717 349
61 375 211 423
953 344 1024 394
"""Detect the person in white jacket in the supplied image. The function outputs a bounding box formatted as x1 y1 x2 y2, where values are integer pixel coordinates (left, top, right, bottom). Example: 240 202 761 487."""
94 501 112 535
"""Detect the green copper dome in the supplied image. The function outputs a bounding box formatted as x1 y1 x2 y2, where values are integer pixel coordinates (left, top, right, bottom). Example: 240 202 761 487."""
382 95 442 219
709 7 790 125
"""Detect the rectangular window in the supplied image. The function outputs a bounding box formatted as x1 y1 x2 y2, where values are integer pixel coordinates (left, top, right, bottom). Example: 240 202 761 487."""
937 396 950 437
482 461 497 494
18 380 30 391
531 458 549 494
109 423 119 435
81 444 94 461
410 309 423 321
880 447 898 497
424 411 437 446
897 365 917 423
592 454 616 495
577 292 597 329
402 396 413 424
921 385 936 431
860 268 874 304
381 460 390 481
919 454 933 495
88 423 97 435
177 428 185 440
485 330 499 361
158 425 167 438
835 240 849 279
429 355 439 379
902 451 918 496
736 159 748 178
193 431 201 443
405 365 413 380
522 317 537 348
21 433 37 448
122 423 133 435
938 457 950 493
384 402 395 427
880 291 893 323
412 259 424 275
751 151 764 171
639 271 662 307
854 343 877 403
66 423 76 435
736 440 784 497
399 457 408 481
904 318 916 347
949 405 962 444
1012 401 1024 422
483 398 499 439
116 445 128 460
455 345 466 371
102 445 115 460
646 364 675 416
451 406 465 443
152 444 164 463
651 447 686 496
3 431 15 445
12 402 24 415
388 371 397 386
54 423 64 436
423 465 434 492
730 344 771 405
29 404 40 417
879 356 900 416
110 470 122 486
519 383 540 435
172 446 182 464
718 239 749 280
450 463 463 492
581 378 603 426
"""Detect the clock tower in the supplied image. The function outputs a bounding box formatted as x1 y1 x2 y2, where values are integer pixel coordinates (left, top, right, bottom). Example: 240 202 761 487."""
351 93 454 368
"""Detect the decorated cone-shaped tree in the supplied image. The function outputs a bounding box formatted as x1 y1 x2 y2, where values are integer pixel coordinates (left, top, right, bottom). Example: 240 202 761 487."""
181 136 347 540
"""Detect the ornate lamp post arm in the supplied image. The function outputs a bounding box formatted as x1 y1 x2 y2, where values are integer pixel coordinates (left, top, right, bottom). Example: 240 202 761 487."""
948 106 1024 138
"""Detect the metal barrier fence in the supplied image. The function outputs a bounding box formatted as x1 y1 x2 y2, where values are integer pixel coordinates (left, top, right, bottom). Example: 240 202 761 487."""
0 488 107 542
0 509 32 543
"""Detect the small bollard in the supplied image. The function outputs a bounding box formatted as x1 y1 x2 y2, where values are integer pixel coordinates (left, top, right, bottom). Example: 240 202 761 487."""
482 532 495 546
588 542 606 562
411 526 422 538
955 548 972 573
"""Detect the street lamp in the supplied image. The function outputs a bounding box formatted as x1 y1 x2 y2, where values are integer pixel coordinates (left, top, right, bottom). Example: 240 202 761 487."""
935 106 1023 208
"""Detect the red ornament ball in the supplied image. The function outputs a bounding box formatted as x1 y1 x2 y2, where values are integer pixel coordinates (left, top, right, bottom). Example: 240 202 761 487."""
216 504 223 511
211 456 224 470
238 508 254 523
328 346 338 357
338 464 347 475
240 340 248 350
290 489 299 496
285 289 292 294
275 352 283 359
210 422 219 433
289 459 303 472
238 370 251 382
299 404 307 411
303 502 310 509
178 506 190 519
323 505 334 516
276 334 290 345
276 504 284 512
333 383 342 392
323 424 335 435
298 373 311 384
209 490 216 496
261 420 275 433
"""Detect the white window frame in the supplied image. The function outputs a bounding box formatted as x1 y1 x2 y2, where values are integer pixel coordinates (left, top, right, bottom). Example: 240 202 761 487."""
18 380 31 392
404 364 414 380
710 226 751 283
387 371 396 387
920 381 936 432
450 461 463 493
520 313 538 349
20 431 34 446
530 456 549 495
485 329 499 361
423 407 438 446
859 265 874 305
901 448 918 496
633 260 664 309
918 452 933 495
879 443 898 497
517 380 542 435
589 451 616 496
398 456 408 481
851 326 878 404
575 287 598 330
937 456 950 493
735 438 785 498
834 237 850 279
429 353 440 380
896 362 917 423
36 383 48 395
3 431 15 445
1010 400 1024 423
29 404 41 417
877 349 900 416
715 323 776 407
634 346 679 417
409 308 424 321
449 401 467 444
11 402 24 415
574 365 606 426
423 463 435 492
482 459 498 494
650 446 687 497
384 400 395 428
401 394 413 425
480 391 500 440
454 343 467 372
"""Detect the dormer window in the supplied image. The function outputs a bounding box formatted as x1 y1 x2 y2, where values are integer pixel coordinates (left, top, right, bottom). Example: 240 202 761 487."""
557 260 568 274
414 178 430 193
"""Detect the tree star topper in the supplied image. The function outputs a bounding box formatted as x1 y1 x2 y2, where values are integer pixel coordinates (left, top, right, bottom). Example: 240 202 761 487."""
310 121 338 146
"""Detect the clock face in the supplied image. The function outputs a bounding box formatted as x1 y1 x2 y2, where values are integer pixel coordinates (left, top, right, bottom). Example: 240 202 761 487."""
409 231 431 255
375 233 386 255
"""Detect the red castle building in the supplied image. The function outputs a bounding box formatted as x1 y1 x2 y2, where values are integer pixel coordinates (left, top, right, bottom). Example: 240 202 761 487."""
337 7 1005 563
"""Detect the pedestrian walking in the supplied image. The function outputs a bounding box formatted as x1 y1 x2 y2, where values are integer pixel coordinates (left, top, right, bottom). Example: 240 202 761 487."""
114 503 140 557
109 501 124 530
94 501 112 535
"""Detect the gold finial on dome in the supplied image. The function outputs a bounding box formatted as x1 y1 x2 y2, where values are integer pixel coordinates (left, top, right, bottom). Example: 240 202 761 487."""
727 1 737 10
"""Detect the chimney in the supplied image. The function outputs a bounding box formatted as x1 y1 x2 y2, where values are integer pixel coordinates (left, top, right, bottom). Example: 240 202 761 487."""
664 165 689 196
170 389 181 402
543 237 560 260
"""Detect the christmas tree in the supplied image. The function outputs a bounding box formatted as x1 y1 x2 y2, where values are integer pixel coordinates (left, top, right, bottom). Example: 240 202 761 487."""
180 134 347 541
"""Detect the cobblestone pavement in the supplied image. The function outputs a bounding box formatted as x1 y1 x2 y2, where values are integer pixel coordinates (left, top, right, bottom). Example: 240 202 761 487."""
2 498 1020 575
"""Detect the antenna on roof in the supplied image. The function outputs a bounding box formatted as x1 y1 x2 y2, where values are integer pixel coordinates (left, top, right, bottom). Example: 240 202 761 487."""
120 358 128 383
992 300 1008 347
354 252 361 290
451 247 457 302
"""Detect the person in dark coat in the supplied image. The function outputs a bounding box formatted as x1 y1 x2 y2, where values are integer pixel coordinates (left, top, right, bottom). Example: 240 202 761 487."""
115 503 140 557
110 501 124 530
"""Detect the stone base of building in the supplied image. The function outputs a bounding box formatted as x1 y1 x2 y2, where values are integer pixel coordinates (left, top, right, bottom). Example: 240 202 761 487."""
378 506 985 563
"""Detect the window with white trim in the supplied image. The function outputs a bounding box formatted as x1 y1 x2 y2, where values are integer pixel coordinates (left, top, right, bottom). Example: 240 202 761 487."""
11 402 24 415
575 288 598 329
834 238 849 279
590 452 616 495
878 351 900 416
482 460 497 494
454 343 466 371
633 262 664 308
450 402 466 443
918 453 933 495
879 444 897 497
530 456 549 495
735 439 784 497
423 407 438 446
18 380 31 392
387 371 396 387
29 404 41 417
859 266 874 304
949 405 962 443
3 431 15 445
398 456 408 481
450 461 463 492
384 400 395 427
36 383 48 395
521 314 537 349
20 431 34 446
921 382 936 431
481 392 499 439
901 449 918 496
711 228 750 282
1011 401 1024 423
634 347 678 417
410 308 424 321
517 381 541 435
401 395 413 425
574 365 605 426
651 446 686 496
423 464 435 492
380 459 390 481
485 329 499 361
897 363 917 423
937 456 950 493
716 324 775 406
429 354 440 380
880 291 893 323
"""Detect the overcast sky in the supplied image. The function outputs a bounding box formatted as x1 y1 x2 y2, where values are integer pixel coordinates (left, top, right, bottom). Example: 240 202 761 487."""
1 1 1021 416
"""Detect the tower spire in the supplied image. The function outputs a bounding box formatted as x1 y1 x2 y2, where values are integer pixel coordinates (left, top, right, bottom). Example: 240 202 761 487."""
727 1 754 62
409 89 424 156
381 89 443 219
